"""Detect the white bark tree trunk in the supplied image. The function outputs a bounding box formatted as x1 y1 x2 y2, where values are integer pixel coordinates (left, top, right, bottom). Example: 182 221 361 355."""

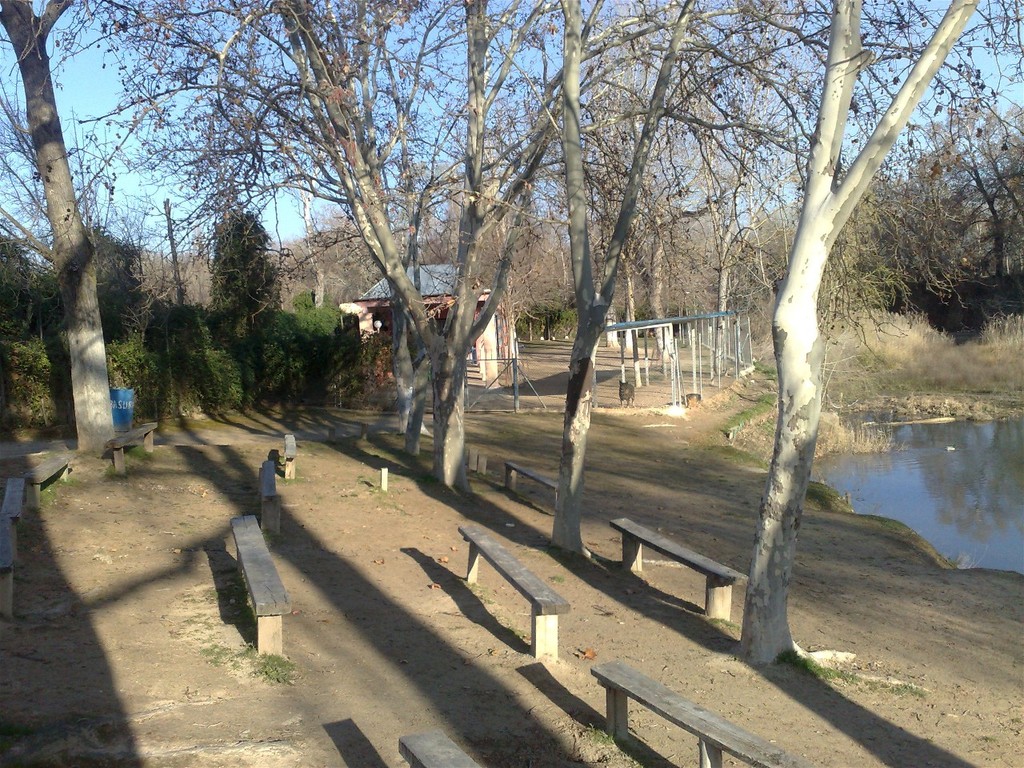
554 0 695 553
740 0 979 664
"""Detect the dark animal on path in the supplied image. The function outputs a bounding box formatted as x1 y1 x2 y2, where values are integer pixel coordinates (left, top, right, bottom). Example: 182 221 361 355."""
619 380 635 407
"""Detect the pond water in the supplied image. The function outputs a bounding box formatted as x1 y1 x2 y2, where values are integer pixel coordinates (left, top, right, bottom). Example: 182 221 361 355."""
816 418 1024 574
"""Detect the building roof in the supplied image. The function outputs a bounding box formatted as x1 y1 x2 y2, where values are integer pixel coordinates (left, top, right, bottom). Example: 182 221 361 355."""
359 264 461 301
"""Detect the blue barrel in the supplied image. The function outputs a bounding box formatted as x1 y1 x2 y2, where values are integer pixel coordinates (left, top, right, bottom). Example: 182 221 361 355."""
110 387 135 432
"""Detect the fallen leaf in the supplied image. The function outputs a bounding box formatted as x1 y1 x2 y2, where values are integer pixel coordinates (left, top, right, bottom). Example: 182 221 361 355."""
429 583 441 589
373 559 385 565
450 546 458 552
437 556 449 564
574 647 598 660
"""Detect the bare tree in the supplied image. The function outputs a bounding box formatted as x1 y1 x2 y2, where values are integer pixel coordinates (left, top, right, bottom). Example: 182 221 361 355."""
554 0 696 552
740 0 979 664
0 0 113 452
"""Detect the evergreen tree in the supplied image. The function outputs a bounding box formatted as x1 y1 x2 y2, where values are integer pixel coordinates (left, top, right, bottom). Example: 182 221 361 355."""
211 211 279 335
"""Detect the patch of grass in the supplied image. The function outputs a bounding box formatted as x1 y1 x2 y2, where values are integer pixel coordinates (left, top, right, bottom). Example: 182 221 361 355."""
245 649 297 684
708 617 741 634
549 574 565 584
805 481 853 514
700 444 768 469
584 725 617 748
0 722 35 753
722 393 776 440
777 651 928 698
200 642 236 667
776 650 858 685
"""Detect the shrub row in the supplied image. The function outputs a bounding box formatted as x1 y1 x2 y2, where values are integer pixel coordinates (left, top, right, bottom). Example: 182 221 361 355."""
1 301 391 431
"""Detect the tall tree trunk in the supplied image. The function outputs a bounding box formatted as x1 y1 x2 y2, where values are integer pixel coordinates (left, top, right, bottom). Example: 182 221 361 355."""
2 0 113 453
712 264 729 378
553 330 600 552
163 199 186 305
739 0 978 664
430 344 468 489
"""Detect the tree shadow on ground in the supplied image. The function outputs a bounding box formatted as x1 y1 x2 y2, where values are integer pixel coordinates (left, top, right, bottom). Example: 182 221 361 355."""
329 433 978 768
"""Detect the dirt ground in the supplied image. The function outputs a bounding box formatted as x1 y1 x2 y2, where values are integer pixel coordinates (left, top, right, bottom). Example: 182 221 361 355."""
1 345 1022 767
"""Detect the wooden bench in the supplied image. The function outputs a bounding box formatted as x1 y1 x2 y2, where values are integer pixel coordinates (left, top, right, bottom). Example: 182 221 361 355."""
0 480 21 619
592 660 816 768
611 517 746 621
503 461 557 503
459 525 570 659
259 460 281 533
24 454 72 511
230 515 291 655
283 434 297 479
2 478 25 565
399 730 482 768
105 422 158 474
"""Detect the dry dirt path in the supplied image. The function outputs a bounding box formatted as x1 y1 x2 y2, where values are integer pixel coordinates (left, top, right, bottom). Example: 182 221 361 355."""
1 364 1021 767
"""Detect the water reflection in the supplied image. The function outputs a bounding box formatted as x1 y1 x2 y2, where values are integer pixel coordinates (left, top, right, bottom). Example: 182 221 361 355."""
818 419 1024 573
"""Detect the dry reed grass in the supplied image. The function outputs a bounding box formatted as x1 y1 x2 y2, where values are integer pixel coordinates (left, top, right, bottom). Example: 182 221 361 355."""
839 313 1023 394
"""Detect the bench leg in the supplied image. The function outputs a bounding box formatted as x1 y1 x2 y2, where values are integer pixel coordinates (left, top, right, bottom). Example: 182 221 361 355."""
531 613 559 660
621 534 643 572
25 484 41 512
113 447 127 475
261 495 281 534
477 455 487 475
505 466 518 491
257 614 284 655
705 578 733 621
284 458 295 480
144 431 155 453
604 687 629 739
466 543 481 584
1 569 13 619
699 739 724 768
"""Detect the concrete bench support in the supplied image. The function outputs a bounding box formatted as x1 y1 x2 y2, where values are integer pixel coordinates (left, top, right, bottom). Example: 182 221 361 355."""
106 422 158 474
611 517 746 621
2 478 25 566
398 730 482 768
24 455 71 511
592 660 816 768
459 524 570 660
259 460 281 533
231 515 291 655
283 434 297 479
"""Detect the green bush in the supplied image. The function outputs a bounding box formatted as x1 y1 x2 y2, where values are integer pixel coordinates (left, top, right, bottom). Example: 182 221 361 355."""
0 338 69 428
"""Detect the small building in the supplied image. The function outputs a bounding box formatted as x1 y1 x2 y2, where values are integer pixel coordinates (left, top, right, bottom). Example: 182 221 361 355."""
340 264 511 387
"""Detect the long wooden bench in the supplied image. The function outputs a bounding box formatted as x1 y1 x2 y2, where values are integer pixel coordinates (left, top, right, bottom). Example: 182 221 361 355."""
2 478 25 564
259 460 281 533
106 422 158 474
230 515 291 655
0 480 21 619
592 660 816 768
399 730 482 768
283 434 297 479
24 454 72 511
503 461 557 503
459 524 570 660
611 517 746 621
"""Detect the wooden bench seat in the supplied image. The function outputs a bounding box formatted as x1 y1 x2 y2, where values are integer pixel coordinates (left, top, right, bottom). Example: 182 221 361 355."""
503 461 557 502
106 422 158 474
2 478 25 563
0 480 20 619
592 660 816 768
24 454 72 511
283 434 297 479
611 517 746 621
459 524 570 659
230 515 291 655
399 730 482 768
259 460 281 533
